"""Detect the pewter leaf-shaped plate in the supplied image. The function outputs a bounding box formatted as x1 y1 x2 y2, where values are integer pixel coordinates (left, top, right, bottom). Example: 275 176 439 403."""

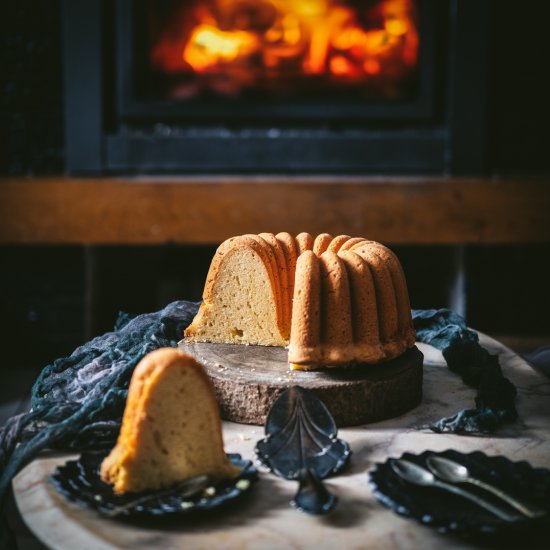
255 386 350 480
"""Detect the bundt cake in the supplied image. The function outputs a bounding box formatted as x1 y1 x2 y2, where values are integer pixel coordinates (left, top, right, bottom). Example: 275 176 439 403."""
100 348 238 494
184 233 415 369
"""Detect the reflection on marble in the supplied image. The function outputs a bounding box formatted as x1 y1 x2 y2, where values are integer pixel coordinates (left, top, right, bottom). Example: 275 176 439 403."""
13 334 550 549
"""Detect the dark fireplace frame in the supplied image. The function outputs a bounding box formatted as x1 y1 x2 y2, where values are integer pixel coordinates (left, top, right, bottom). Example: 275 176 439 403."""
63 0 489 175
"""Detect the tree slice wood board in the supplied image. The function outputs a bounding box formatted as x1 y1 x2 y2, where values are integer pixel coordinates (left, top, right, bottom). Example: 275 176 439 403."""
178 341 423 427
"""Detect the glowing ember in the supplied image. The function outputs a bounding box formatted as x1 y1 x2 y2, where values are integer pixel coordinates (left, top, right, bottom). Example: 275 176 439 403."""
150 0 419 98
184 25 260 71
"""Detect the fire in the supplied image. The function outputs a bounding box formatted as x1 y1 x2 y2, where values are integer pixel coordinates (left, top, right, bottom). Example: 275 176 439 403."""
184 25 260 71
150 0 418 97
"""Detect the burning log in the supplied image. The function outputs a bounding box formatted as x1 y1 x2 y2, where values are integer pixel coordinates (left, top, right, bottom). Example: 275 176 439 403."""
149 0 419 99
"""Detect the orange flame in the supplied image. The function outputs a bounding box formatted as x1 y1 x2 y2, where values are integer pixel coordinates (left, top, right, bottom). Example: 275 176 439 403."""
151 0 418 96
184 25 260 71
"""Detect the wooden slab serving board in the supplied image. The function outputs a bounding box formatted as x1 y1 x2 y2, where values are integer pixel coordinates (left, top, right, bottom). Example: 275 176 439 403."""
178 341 423 427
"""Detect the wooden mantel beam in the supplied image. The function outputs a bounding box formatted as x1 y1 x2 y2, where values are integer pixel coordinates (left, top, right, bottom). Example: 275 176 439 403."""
1 177 549 245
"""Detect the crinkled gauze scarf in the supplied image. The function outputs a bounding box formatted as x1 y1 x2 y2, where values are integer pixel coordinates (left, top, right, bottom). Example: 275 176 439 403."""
0 303 517 506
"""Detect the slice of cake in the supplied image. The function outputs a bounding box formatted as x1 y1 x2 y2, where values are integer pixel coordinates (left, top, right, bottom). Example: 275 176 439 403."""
100 348 238 494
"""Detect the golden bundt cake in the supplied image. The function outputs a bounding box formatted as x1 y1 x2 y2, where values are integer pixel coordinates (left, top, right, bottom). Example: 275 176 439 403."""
100 348 238 494
184 233 415 369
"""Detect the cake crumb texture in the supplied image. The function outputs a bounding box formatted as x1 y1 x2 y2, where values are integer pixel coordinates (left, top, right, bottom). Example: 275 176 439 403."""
185 233 415 368
100 348 238 494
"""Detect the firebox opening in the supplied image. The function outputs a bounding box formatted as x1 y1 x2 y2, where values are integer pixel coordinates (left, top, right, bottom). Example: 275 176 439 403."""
136 0 420 103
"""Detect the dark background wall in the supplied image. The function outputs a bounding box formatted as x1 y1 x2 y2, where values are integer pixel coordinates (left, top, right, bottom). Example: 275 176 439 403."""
488 4 550 175
1 1 549 369
0 1 64 176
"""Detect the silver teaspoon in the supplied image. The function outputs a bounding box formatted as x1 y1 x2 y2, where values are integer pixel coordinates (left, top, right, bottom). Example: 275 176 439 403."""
390 459 520 522
426 456 546 519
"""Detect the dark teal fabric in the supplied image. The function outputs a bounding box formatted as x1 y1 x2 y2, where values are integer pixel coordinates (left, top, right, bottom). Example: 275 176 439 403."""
412 309 517 433
0 301 199 504
0 304 517 543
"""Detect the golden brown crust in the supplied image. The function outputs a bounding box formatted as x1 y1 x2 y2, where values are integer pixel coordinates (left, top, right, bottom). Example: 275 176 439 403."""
259 232 291 339
313 233 333 256
275 232 298 337
350 243 406 360
326 235 352 253
338 237 368 252
242 234 284 333
318 251 354 364
288 250 322 365
339 250 385 362
295 232 313 255
359 241 416 347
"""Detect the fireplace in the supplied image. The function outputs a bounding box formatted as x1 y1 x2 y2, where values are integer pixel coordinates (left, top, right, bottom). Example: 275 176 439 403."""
127 0 424 112
63 0 488 174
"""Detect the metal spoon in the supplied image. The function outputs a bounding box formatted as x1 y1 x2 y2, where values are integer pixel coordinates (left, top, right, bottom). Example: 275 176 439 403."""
426 456 546 519
292 467 337 515
102 474 211 517
390 459 520 522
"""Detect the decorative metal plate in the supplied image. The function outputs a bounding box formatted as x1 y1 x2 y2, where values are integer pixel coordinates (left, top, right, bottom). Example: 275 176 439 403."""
369 449 550 537
50 452 257 518
255 386 350 514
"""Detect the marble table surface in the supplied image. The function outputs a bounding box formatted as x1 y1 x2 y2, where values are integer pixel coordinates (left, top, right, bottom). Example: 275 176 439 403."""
13 334 550 550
